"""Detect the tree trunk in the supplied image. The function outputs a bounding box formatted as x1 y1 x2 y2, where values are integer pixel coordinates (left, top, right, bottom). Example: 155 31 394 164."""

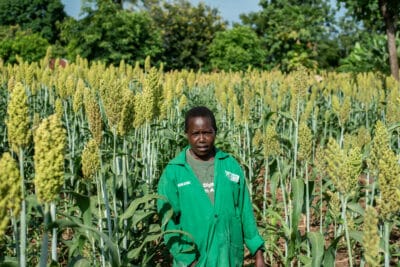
379 0 399 81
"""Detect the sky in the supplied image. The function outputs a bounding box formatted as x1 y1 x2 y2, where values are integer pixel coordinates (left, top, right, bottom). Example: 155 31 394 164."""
61 0 261 24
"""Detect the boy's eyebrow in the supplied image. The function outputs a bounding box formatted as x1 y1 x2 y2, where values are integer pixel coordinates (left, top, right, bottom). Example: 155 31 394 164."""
189 130 215 134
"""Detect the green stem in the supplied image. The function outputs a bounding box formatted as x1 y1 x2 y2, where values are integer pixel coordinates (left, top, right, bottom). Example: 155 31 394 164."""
305 163 310 234
146 122 151 184
11 210 19 262
18 147 26 267
370 173 376 207
339 126 344 148
384 221 390 267
277 159 288 259
341 196 353 267
293 100 300 180
245 123 252 194
96 174 106 267
99 156 113 238
263 158 269 218
63 101 74 186
122 137 128 250
39 203 50 267
112 127 118 232
111 128 121 262
304 164 311 257
319 171 323 234
50 202 57 262
365 172 369 205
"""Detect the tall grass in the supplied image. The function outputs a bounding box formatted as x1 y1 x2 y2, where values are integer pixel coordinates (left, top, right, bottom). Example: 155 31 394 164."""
0 54 399 266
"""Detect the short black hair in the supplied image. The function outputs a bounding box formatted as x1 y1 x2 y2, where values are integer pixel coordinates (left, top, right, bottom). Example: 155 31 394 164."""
184 106 217 133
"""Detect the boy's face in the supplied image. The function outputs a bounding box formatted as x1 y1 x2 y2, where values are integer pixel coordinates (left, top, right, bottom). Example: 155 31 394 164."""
186 116 216 161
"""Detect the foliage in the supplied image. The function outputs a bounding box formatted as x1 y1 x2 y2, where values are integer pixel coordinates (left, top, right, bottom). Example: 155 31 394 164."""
338 34 400 74
60 0 163 65
240 0 337 72
335 15 370 59
208 26 266 72
0 0 67 43
336 0 399 33
83 0 160 10
336 0 400 79
0 25 49 64
149 0 226 70
2 0 400 261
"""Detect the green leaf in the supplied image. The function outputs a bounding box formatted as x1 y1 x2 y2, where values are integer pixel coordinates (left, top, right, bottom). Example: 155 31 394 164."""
270 171 280 202
347 202 364 216
127 233 162 260
349 230 363 244
298 254 312 266
265 208 290 236
0 260 18 267
51 218 121 267
291 178 304 231
67 256 91 267
278 111 295 122
322 235 342 267
307 232 324 267
287 178 304 262
119 194 162 227
68 191 92 226
131 209 157 227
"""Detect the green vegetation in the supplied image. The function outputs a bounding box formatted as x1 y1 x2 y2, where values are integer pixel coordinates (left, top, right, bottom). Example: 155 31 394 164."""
0 0 397 76
0 26 50 64
0 56 399 266
209 26 266 71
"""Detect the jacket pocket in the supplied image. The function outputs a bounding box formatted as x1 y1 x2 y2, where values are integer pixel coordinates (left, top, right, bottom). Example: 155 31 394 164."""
229 216 244 266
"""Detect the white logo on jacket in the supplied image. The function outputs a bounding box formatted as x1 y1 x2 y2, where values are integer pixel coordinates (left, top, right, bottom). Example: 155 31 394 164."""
225 170 239 183
177 181 191 187
203 182 214 193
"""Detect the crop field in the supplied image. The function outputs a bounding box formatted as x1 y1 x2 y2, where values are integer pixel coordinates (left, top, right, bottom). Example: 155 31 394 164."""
0 53 399 266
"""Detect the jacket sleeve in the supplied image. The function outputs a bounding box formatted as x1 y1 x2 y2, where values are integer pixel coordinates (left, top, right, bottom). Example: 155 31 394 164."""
157 167 197 265
238 167 265 255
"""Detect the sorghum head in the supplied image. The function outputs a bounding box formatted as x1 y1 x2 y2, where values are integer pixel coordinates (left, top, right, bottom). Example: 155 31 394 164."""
6 82 31 153
33 114 66 203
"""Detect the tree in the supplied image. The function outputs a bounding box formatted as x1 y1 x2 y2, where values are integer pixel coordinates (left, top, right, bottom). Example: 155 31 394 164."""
83 0 159 10
337 0 400 80
0 0 67 43
0 25 50 64
149 0 226 70
208 26 266 71
338 34 399 74
60 0 163 65
240 0 337 72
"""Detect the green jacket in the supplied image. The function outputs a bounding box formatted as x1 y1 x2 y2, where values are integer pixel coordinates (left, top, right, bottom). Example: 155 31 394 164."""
157 147 264 267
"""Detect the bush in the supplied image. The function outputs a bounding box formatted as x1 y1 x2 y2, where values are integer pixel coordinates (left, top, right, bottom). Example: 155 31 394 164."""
0 26 50 64
208 26 266 71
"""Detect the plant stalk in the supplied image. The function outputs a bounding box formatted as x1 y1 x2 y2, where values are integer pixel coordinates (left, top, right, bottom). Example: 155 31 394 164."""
39 203 50 267
18 147 26 267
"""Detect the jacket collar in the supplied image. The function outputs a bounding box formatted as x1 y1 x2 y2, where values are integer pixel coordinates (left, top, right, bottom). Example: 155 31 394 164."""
169 146 229 165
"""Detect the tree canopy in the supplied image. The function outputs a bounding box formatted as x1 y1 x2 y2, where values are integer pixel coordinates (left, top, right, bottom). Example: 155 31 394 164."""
241 0 336 71
0 0 66 43
209 26 266 71
337 0 400 79
0 25 49 64
149 0 226 70
0 0 398 75
60 0 163 65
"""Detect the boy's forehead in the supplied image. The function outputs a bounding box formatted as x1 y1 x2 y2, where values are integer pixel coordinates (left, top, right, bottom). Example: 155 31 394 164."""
189 116 211 123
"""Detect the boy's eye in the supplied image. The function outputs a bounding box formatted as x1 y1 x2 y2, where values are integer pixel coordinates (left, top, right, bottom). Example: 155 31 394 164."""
191 131 214 137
